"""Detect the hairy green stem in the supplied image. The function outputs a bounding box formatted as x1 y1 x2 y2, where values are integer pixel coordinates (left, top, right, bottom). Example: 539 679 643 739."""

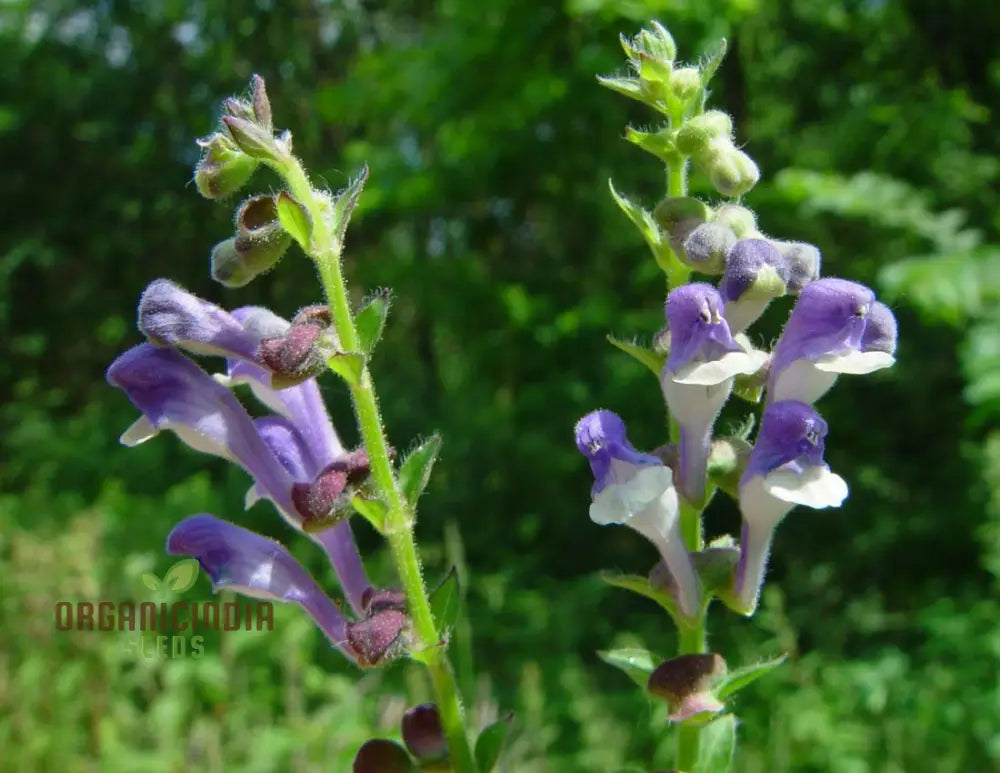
276 152 478 773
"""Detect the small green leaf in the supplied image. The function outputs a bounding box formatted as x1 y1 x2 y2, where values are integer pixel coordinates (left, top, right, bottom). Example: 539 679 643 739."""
696 713 736 773
625 126 676 164
398 435 442 507
607 334 665 377
608 179 662 250
140 572 161 591
596 74 643 103
275 191 313 250
597 647 661 688
697 38 729 109
327 352 364 387
429 567 460 636
163 559 200 592
474 713 512 772
350 493 388 533
716 654 787 701
600 571 677 616
355 289 391 355
331 164 369 244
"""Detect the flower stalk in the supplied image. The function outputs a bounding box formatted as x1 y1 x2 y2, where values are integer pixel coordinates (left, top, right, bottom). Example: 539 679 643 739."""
267 149 477 773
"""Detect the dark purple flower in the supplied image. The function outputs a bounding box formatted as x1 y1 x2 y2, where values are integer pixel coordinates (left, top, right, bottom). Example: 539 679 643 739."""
575 410 700 618
661 284 767 504
731 401 848 614
166 514 358 662
768 278 895 404
718 239 788 333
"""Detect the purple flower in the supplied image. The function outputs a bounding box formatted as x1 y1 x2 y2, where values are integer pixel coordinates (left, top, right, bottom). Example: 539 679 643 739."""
718 239 788 334
731 401 847 614
575 410 700 619
109 332 369 615
138 279 287 363
661 284 768 504
167 514 358 662
768 279 896 404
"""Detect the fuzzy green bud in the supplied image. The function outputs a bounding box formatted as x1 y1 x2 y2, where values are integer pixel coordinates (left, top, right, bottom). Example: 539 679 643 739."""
674 111 733 157
670 66 702 103
708 146 760 197
712 203 759 238
193 133 259 200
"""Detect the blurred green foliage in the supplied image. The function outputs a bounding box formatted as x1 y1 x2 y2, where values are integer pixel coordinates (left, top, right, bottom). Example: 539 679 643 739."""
2 0 999 770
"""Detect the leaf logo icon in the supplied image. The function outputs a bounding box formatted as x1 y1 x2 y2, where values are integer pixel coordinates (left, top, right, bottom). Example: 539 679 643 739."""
139 559 201 594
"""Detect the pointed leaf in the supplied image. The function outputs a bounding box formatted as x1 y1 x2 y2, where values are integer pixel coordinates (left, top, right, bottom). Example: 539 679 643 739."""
398 435 441 507
331 165 369 244
355 289 391 355
350 493 388 534
608 180 662 251
607 334 666 377
429 567 460 636
163 558 200 592
276 191 313 250
716 654 787 701
696 713 736 773
140 572 161 591
600 571 677 616
474 713 512 773
596 74 644 104
697 39 729 110
597 647 661 688
327 351 364 387
625 126 676 164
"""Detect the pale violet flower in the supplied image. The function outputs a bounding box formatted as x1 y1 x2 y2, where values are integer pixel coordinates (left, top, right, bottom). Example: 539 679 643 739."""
660 284 768 504
731 401 848 614
575 410 700 619
768 278 897 404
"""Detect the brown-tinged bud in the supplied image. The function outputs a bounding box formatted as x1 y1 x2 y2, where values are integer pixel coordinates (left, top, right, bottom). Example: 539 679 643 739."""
194 133 259 200
213 194 293 287
346 590 410 667
353 740 416 773
290 447 375 529
402 704 448 762
249 73 272 132
647 653 727 723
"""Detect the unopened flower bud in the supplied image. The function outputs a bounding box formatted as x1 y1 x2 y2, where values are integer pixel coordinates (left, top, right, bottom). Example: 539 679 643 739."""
210 238 254 287
674 111 733 157
670 66 701 102
647 653 727 723
637 20 677 63
346 592 410 667
221 115 280 163
773 240 822 293
193 133 259 200
353 740 416 773
249 73 272 133
402 704 447 762
681 222 737 273
708 147 760 197
654 196 712 260
713 203 759 238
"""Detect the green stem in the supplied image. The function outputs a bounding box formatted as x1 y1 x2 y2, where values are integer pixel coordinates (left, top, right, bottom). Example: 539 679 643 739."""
275 153 478 773
663 130 710 773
